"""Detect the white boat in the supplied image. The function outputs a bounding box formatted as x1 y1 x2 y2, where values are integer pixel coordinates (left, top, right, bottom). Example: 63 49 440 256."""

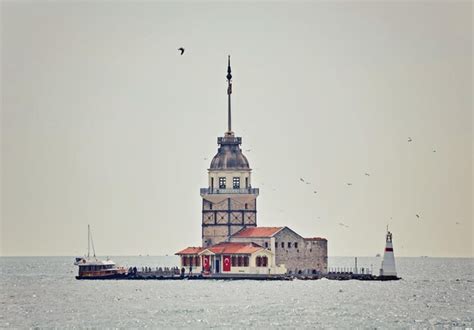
74 225 127 280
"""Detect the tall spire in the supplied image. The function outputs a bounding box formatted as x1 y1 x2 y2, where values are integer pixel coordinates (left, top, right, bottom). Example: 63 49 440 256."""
226 55 232 133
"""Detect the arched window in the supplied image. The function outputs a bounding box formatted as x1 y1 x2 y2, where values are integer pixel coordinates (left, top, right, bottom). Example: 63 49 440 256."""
231 256 237 267
238 256 243 267
243 256 249 267
256 256 261 267
262 256 268 267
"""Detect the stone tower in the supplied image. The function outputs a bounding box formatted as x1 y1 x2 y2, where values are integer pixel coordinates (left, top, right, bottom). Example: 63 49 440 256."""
200 56 259 247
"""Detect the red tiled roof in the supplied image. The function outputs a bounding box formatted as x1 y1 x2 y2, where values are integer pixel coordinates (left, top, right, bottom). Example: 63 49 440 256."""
305 237 327 241
232 227 283 238
175 247 204 255
205 242 264 254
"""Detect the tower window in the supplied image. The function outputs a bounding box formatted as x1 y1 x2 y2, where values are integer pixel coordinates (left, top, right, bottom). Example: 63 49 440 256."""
209 203 213 210
264 242 269 248
245 203 248 210
294 242 298 249
288 242 292 248
281 242 284 248
233 177 240 189
245 177 249 188
211 177 214 188
219 177 226 189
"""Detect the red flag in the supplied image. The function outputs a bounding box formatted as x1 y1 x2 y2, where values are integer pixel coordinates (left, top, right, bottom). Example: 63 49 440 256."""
203 255 210 271
223 255 231 272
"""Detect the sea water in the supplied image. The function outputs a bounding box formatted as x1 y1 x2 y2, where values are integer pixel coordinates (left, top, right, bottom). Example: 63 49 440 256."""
0 256 472 328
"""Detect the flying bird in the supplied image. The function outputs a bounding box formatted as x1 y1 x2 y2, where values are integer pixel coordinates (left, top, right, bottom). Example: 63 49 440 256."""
300 178 305 182
364 173 370 176
178 47 185 55
338 222 349 228
416 214 420 219
346 183 353 186
313 191 317 194
306 182 311 185
408 137 413 142
455 222 460 225
433 149 436 153
245 149 252 152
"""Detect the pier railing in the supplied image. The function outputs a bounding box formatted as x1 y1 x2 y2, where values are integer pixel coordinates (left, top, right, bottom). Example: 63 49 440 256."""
200 188 259 195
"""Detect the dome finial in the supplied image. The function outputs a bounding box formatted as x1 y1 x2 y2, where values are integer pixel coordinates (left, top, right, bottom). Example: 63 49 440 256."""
226 55 232 133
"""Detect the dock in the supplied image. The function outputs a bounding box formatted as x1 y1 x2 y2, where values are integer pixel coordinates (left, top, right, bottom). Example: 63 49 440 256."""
77 266 399 281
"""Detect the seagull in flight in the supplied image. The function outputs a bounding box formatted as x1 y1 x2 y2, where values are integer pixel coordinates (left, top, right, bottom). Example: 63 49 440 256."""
245 149 252 152
178 47 185 55
300 178 305 183
346 183 353 186
408 137 413 142
364 173 370 176
313 191 317 194
338 222 349 228
416 214 420 219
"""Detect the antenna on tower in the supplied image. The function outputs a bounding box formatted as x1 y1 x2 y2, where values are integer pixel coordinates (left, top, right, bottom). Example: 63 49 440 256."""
226 55 233 133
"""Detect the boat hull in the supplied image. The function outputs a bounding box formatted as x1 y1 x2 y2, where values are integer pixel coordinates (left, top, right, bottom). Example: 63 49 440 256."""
76 273 128 280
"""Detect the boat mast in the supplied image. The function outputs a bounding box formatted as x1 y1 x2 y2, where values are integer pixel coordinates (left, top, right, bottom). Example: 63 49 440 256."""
87 224 90 258
90 226 96 257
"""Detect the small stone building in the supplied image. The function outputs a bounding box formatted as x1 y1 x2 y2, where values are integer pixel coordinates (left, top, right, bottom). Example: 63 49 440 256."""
230 227 327 274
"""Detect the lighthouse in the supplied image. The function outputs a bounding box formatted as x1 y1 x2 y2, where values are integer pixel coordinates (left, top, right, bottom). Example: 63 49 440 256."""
379 229 398 279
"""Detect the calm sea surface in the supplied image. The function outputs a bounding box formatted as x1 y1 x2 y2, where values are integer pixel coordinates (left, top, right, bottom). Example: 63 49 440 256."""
1 256 472 328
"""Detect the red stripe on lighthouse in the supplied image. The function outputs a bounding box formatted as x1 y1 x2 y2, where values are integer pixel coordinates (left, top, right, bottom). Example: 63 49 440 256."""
385 247 393 252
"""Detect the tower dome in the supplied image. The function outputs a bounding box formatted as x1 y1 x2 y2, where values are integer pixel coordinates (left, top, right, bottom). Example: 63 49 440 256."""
210 134 250 170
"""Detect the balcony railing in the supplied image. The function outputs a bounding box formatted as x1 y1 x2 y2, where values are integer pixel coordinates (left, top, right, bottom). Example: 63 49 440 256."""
200 188 259 195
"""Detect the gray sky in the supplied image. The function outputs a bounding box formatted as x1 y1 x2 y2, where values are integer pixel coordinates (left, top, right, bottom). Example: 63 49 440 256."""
1 1 472 257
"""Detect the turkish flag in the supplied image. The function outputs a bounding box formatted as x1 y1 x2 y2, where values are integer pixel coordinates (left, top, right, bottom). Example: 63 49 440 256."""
223 255 231 272
203 255 210 271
